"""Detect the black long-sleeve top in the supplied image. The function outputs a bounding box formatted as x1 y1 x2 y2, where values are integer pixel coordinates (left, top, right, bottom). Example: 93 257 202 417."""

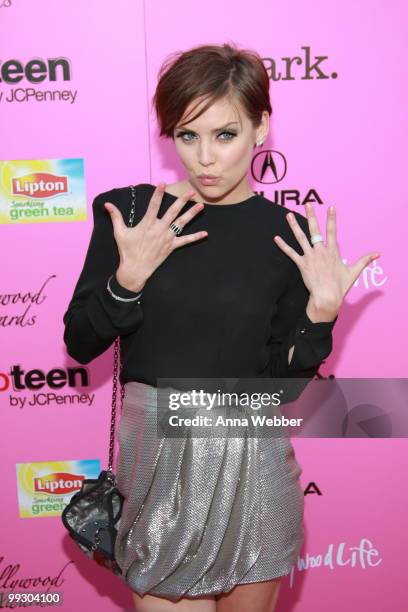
63 183 338 391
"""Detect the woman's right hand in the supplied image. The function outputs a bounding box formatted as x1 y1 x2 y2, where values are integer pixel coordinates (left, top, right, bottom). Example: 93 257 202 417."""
103 183 208 293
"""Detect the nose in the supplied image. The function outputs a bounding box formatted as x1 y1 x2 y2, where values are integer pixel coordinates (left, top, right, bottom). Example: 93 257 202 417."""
197 140 216 166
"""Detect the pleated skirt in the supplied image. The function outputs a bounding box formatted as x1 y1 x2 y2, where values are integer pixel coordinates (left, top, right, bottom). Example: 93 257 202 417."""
113 380 304 602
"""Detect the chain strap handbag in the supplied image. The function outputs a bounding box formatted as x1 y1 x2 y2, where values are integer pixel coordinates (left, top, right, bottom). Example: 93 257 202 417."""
61 185 138 574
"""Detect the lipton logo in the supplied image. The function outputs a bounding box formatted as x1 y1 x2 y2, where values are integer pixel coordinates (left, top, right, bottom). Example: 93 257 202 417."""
33 472 84 495
12 172 68 198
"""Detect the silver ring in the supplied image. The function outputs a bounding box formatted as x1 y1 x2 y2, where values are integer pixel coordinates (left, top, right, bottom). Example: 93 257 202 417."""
310 233 323 245
170 222 183 236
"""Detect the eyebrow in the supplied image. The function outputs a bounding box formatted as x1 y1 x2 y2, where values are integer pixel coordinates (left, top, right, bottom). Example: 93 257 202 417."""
175 121 239 133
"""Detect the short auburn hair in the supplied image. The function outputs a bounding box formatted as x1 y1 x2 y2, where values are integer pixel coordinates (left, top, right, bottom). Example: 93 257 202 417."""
152 42 272 138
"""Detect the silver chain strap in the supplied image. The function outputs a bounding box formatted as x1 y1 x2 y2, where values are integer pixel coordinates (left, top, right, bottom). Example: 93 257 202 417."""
107 185 137 475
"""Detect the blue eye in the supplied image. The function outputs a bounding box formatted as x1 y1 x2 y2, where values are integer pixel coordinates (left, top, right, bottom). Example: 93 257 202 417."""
218 131 237 140
176 132 195 142
176 131 237 143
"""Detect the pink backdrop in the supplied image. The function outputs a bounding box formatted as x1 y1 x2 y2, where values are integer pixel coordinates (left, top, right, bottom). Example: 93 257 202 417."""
1 0 407 610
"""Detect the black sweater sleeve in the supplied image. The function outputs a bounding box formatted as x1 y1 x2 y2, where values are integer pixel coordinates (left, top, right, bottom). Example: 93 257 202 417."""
268 266 337 379
267 214 338 387
62 189 144 364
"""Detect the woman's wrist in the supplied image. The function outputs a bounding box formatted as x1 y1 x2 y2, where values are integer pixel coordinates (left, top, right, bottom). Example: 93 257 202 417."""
115 266 146 294
306 296 340 323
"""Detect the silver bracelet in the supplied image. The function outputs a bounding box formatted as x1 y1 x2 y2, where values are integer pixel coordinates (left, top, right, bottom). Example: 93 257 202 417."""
107 275 142 303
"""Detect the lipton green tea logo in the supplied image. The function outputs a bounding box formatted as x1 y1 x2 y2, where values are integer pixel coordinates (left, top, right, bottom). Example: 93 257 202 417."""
0 158 86 224
16 460 100 517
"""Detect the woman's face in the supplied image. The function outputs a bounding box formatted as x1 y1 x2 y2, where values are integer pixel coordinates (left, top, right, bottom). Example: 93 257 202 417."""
173 96 269 204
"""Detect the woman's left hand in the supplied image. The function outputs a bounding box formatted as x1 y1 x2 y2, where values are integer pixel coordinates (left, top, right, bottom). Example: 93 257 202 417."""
273 203 381 320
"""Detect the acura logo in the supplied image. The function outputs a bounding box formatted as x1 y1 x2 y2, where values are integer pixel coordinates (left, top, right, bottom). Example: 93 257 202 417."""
251 149 287 184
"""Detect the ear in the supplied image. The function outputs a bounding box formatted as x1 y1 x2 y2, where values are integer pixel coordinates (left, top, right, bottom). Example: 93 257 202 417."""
255 111 270 145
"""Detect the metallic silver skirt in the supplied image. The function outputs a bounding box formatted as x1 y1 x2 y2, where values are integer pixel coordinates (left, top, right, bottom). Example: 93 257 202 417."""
114 381 304 601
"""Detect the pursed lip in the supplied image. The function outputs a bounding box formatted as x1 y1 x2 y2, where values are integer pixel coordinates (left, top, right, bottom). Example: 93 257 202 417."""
198 174 219 179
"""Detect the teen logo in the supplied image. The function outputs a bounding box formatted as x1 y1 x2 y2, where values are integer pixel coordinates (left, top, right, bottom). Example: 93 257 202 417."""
0 57 71 84
1 364 90 391
12 172 68 198
2 364 95 409
0 57 76 104
0 364 95 408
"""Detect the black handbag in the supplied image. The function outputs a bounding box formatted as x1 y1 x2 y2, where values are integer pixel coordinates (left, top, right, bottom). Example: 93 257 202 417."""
61 185 138 574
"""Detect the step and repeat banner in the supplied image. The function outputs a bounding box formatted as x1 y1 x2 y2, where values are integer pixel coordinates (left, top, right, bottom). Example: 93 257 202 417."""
1 1 406 610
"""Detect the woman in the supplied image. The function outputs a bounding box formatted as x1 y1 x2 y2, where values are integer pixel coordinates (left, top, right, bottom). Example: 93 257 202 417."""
63 43 379 612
